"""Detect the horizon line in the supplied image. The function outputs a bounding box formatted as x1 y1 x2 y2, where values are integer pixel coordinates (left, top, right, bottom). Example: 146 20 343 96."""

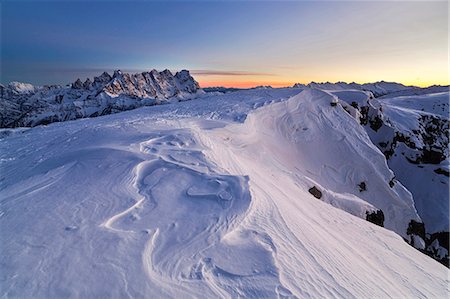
1 68 448 89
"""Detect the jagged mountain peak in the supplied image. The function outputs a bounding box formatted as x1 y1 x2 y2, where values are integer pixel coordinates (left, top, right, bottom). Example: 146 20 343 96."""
113 69 123 78
1 68 202 128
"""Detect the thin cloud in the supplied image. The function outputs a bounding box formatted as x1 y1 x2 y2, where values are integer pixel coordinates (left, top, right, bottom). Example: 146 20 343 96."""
190 70 277 77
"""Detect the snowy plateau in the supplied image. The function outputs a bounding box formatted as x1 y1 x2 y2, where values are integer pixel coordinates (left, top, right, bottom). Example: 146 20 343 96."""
0 70 449 298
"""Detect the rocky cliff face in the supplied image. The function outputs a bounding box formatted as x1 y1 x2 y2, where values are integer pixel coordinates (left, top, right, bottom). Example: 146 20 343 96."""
0 69 202 128
332 88 449 266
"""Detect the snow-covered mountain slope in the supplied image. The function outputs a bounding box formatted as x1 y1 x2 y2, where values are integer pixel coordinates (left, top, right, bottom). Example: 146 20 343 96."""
1 88 448 298
331 89 449 266
297 81 413 97
200 89 421 238
0 69 202 128
372 93 449 229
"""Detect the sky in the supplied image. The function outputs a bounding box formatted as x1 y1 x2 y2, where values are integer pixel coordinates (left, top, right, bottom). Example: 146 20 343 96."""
1 1 448 88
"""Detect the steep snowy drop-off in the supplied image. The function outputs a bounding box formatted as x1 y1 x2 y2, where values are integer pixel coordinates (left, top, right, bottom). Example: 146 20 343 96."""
0 88 448 298
372 92 449 232
198 89 423 237
196 88 449 296
328 88 449 264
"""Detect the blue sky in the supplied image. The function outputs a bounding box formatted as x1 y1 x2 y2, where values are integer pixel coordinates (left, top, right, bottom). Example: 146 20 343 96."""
1 1 448 87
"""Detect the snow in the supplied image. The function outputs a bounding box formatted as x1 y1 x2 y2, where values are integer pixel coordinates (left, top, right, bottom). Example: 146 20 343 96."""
330 89 373 107
0 69 202 128
371 92 449 234
430 239 448 260
381 92 449 118
0 87 448 298
306 81 411 97
7 81 36 94
328 88 449 235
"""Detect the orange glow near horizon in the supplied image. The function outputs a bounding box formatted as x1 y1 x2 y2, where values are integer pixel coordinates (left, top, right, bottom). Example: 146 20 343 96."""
197 77 449 89
199 80 296 88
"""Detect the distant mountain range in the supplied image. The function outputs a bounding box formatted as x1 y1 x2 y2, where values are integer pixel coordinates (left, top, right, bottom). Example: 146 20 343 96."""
0 69 201 128
1 70 448 128
293 81 448 97
205 81 448 97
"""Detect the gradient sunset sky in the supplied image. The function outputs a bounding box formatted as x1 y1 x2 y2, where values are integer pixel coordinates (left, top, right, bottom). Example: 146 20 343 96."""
1 1 448 88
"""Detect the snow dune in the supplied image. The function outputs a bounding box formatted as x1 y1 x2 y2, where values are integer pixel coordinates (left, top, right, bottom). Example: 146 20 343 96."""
0 88 448 298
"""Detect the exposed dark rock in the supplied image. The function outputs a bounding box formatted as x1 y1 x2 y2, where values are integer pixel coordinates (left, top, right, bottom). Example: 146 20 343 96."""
429 231 449 252
72 78 83 89
308 186 322 199
410 230 450 268
330 102 337 107
55 95 64 104
421 149 446 164
83 78 92 90
359 106 369 125
406 149 445 165
349 91 449 267
366 210 384 227
382 132 417 160
407 220 426 240
394 132 416 149
369 115 383 132
434 168 449 177
388 178 395 188
358 181 366 192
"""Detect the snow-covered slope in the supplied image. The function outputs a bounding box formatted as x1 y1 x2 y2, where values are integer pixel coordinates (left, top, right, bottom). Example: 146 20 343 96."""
200 89 422 238
331 88 449 265
372 93 449 230
1 87 448 298
297 81 413 97
0 69 202 128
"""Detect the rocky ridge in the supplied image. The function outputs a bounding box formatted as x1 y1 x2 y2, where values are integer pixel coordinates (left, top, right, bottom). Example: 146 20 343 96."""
331 88 449 266
0 69 201 128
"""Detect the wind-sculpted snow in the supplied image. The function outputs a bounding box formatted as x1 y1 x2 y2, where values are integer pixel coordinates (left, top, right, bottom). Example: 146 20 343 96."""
100 132 291 297
196 89 448 297
202 89 421 237
0 89 299 298
0 88 448 298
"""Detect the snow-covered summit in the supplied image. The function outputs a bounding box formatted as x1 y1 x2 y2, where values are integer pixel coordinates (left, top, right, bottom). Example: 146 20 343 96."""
7 82 36 94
